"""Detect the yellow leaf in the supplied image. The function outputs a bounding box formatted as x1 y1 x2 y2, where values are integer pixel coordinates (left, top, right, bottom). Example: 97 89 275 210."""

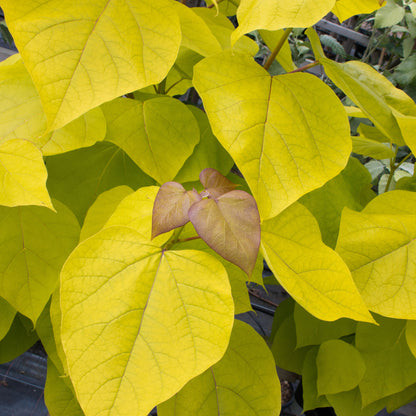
2 0 181 130
60 226 234 416
193 51 351 219
261 202 374 322
336 191 416 319
232 0 336 44
332 0 386 22
0 139 53 209
259 29 296 72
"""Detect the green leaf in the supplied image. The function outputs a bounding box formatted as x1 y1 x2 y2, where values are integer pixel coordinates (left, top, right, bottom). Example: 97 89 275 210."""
46 142 155 224
193 51 351 220
352 135 395 159
302 348 331 411
0 297 16 341
332 0 386 22
0 201 80 324
406 320 416 359
259 29 296 72
0 54 46 142
80 186 133 241
173 2 222 56
294 304 356 348
300 157 375 248
0 314 38 364
158 320 281 416
174 106 234 184
261 202 373 322
205 0 240 16
0 138 53 209
375 0 405 28
317 339 366 395
61 226 234 416
152 182 201 239
38 107 107 156
45 359 84 416
307 27 416 145
356 316 416 406
336 190 416 319
102 97 199 184
2 0 181 130
232 0 336 43
189 190 261 276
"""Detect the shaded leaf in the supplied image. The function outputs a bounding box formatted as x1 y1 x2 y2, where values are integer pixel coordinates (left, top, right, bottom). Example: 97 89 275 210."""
336 191 416 319
406 320 416 359
2 0 181 130
158 320 281 416
261 202 373 322
102 97 199 184
194 51 351 219
0 139 53 209
46 142 155 224
317 340 366 395
189 190 260 276
0 201 80 324
352 135 395 159
152 182 201 239
0 297 16 341
375 0 405 28
61 226 234 416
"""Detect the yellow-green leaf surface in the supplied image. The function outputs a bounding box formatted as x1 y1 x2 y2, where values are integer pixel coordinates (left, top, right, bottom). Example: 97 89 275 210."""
38 107 106 156
317 340 366 395
158 320 281 416
206 0 240 15
336 191 416 319
406 320 416 359
352 135 395 159
193 51 351 219
259 29 296 72
80 186 133 241
3 0 181 131
332 0 386 22
0 139 53 209
232 0 335 43
300 157 375 248
0 54 46 142
308 28 416 144
102 97 199 184
393 112 416 154
45 359 84 416
0 201 80 324
174 106 234 183
104 186 172 246
60 226 234 416
356 316 416 406
173 2 222 56
0 297 16 341
193 8 258 56
46 142 155 224
261 202 373 322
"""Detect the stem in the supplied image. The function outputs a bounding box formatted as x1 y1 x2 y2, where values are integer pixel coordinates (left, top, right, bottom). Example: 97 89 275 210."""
163 226 185 251
384 147 399 192
289 61 320 74
263 28 293 71
157 78 167 95
207 0 224 8
164 78 186 95
248 289 279 308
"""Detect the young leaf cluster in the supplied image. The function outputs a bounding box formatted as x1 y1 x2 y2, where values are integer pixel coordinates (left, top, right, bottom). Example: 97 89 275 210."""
0 0 415 415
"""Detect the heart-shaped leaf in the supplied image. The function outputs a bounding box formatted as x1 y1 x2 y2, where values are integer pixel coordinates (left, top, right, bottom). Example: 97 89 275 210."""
152 182 202 239
199 168 237 198
189 190 260 276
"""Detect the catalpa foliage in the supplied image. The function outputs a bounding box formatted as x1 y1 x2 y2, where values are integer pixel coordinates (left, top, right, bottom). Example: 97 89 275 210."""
1 0 416 415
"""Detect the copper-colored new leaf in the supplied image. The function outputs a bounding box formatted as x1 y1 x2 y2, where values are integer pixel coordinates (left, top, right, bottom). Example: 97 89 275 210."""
152 182 201 239
189 190 260 276
200 167 237 198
